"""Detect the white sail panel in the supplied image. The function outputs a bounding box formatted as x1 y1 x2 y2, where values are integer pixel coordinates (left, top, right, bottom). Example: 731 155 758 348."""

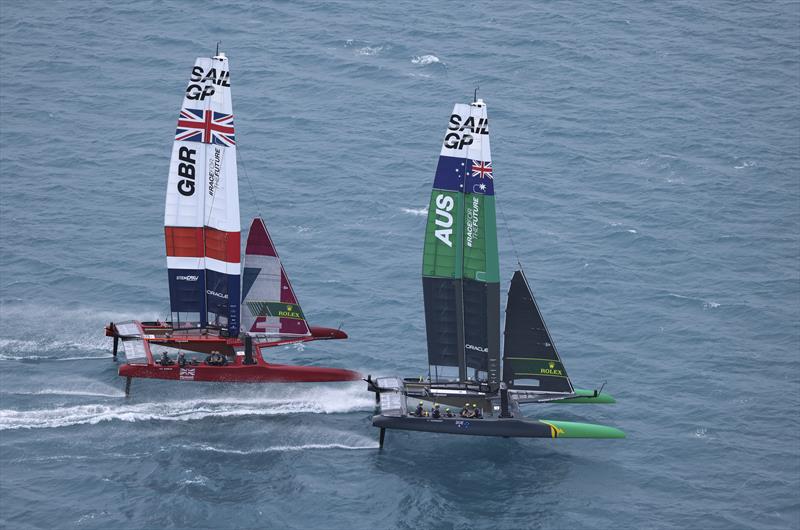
439 101 491 163
165 56 238 231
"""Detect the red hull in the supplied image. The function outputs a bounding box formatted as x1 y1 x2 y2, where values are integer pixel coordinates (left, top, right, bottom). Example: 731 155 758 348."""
119 362 361 383
110 320 358 385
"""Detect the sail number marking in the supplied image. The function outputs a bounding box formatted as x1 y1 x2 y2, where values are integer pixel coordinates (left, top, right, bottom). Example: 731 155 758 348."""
434 194 454 247
176 147 197 196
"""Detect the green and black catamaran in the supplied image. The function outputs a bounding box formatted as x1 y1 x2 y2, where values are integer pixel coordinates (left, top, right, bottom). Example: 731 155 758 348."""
366 97 624 446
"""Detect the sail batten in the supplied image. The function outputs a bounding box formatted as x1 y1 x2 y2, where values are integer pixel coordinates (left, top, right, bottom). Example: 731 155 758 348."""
164 54 240 335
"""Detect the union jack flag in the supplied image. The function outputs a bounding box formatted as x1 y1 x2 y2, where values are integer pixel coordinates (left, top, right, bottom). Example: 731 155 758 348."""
175 108 235 146
471 160 493 179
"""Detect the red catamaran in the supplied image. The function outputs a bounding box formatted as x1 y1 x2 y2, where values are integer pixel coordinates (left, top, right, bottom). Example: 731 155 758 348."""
107 50 359 394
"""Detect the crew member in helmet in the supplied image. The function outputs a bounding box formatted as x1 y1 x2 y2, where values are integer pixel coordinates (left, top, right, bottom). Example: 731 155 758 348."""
473 403 483 419
444 407 454 418
177 352 187 367
460 403 472 418
431 404 441 418
159 351 173 366
414 401 424 417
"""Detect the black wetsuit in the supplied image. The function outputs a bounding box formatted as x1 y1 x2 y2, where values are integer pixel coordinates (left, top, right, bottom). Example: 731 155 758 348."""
432 408 441 419
414 405 424 417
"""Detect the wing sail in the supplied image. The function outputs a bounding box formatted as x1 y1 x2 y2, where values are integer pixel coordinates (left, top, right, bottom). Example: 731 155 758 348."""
423 100 500 383
164 53 241 335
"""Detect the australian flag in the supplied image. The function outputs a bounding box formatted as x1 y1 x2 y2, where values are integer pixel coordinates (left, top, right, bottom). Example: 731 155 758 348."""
433 156 494 195
175 108 236 146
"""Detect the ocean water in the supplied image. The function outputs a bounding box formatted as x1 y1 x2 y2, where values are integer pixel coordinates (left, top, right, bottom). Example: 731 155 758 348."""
1 1 798 528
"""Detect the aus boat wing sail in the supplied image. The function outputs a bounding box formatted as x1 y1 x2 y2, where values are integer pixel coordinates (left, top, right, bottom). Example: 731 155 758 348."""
164 53 241 335
241 217 311 339
422 99 500 383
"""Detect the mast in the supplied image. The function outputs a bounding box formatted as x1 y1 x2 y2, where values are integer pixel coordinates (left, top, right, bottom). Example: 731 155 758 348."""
422 99 500 384
164 52 240 335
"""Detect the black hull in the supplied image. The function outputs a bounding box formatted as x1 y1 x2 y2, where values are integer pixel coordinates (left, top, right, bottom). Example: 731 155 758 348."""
372 415 554 438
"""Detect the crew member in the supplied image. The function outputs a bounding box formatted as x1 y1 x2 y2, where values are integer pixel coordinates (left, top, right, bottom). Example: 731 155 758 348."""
205 353 223 366
473 403 483 419
460 403 472 418
444 407 454 418
159 352 172 365
431 404 441 419
414 401 424 417
177 352 187 367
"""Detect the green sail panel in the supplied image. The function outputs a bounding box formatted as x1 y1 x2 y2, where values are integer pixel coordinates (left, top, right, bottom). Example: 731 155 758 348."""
422 191 463 279
462 194 499 282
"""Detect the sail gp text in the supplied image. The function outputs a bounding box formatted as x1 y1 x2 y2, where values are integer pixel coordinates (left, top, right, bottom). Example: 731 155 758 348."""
185 66 230 101
443 113 489 150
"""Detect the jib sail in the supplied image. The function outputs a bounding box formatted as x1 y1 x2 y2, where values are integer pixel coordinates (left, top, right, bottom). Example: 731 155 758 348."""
164 52 241 335
241 217 311 338
502 270 574 393
422 100 500 383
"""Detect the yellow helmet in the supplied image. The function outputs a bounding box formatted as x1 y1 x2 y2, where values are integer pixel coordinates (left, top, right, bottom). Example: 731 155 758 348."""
473 403 478 407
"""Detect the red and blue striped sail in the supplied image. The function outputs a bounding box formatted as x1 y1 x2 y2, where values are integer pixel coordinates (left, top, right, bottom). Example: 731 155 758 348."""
241 217 311 339
164 53 241 335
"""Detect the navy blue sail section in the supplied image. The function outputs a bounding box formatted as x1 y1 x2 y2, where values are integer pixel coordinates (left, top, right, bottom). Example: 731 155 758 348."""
206 269 241 333
241 267 259 301
167 268 207 326
433 156 495 196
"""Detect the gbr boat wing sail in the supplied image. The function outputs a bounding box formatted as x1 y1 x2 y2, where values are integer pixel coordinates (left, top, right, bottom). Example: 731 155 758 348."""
164 53 241 335
422 100 500 383
241 217 311 338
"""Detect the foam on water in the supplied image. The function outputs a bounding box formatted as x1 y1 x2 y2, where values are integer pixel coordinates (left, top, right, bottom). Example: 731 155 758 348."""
0 384 373 430
411 54 441 65
400 207 428 216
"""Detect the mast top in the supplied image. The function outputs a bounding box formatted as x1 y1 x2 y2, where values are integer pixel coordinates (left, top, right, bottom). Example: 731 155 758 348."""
214 41 225 60
471 87 485 107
